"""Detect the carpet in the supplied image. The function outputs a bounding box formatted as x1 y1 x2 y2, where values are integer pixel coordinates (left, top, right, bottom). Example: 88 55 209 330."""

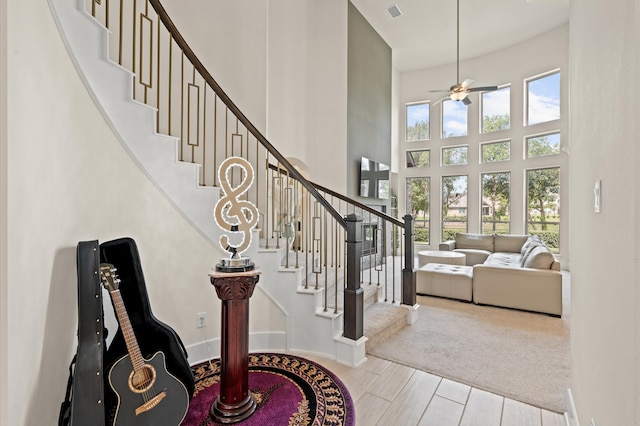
183 353 355 425
368 275 571 413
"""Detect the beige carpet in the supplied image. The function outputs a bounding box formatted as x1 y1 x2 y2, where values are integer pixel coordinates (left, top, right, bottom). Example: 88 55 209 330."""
368 272 570 413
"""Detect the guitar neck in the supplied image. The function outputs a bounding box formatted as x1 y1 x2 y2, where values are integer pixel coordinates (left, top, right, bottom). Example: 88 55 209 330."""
109 289 146 371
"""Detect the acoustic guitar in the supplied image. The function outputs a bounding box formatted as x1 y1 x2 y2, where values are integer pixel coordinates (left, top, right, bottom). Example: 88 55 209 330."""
100 263 189 425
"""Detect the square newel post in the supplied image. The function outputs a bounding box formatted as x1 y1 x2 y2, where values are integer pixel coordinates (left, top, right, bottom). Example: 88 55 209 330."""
402 214 416 306
209 269 260 424
344 214 364 340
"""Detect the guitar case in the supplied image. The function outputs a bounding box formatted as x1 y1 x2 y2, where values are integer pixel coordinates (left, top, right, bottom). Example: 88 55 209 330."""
60 238 194 425
100 237 195 416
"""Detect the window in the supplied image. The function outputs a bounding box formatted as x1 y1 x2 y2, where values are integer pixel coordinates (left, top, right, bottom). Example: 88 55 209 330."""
406 177 430 243
442 175 468 241
406 150 430 168
481 140 510 163
526 132 560 158
481 86 510 133
526 71 560 125
481 172 511 234
406 102 430 141
442 99 468 138
442 146 468 166
527 167 560 252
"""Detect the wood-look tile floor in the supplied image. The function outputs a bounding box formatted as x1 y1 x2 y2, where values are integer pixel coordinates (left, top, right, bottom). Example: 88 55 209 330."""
306 353 566 426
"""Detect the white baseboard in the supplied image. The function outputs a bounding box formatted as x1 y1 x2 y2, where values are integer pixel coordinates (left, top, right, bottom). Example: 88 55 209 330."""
186 331 287 365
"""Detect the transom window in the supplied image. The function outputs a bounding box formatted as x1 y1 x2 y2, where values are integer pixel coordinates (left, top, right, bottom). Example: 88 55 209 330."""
442 100 468 138
442 146 468 166
526 132 560 158
406 150 430 168
481 86 510 133
481 140 510 163
406 102 430 141
526 71 560 125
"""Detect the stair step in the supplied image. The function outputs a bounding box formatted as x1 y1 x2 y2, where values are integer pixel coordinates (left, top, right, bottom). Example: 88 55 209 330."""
364 302 407 352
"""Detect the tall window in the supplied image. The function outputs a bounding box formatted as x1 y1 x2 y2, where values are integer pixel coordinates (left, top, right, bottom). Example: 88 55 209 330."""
526 71 560 125
406 150 430 168
481 86 510 133
527 167 560 252
481 140 510 163
406 102 430 141
481 172 511 234
442 175 468 241
406 177 430 243
442 146 468 166
526 132 560 158
442 100 468 138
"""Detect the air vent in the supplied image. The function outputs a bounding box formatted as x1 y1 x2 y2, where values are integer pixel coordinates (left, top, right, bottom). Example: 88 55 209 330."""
387 4 402 18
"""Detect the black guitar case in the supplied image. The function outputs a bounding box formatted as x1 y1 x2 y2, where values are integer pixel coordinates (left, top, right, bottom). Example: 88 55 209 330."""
60 238 194 425
100 237 195 413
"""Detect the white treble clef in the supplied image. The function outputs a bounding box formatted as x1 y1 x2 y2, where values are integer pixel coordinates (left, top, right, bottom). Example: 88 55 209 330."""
213 157 259 258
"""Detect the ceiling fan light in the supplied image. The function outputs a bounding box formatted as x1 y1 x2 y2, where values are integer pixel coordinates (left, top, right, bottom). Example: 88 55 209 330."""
450 91 467 101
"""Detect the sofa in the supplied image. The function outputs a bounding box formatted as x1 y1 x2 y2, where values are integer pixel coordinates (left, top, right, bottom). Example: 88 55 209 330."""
437 233 563 316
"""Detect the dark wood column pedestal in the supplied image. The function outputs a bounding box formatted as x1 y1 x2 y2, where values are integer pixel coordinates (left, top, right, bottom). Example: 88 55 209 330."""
209 269 260 424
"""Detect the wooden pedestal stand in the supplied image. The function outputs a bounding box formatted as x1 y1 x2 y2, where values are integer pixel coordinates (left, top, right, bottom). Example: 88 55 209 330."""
209 269 260 424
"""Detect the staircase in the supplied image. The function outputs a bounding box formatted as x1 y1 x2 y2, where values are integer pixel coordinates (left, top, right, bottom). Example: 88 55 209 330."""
49 0 416 366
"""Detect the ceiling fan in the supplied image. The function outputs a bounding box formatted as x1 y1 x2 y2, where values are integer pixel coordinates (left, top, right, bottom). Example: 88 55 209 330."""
430 0 498 105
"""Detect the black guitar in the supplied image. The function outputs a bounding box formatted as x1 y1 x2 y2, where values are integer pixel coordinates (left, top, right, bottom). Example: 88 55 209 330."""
100 263 189 425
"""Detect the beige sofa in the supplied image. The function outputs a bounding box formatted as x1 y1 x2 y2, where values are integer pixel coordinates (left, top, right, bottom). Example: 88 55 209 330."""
439 233 563 316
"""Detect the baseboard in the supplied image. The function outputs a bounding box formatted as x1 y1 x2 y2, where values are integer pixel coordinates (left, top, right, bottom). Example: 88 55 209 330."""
565 388 580 426
186 331 287 365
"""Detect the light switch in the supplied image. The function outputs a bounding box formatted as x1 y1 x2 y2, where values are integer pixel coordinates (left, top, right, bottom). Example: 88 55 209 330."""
594 180 601 213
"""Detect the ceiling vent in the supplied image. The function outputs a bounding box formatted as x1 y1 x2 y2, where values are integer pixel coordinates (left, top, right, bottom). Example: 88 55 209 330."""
387 4 402 18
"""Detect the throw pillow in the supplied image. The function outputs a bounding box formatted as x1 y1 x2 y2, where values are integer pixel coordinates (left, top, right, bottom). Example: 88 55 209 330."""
523 246 555 269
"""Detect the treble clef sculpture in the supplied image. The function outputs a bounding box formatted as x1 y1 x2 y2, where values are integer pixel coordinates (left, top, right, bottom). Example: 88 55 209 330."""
213 157 259 267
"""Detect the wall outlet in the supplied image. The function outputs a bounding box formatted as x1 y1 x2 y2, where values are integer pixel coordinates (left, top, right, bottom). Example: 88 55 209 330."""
197 312 207 328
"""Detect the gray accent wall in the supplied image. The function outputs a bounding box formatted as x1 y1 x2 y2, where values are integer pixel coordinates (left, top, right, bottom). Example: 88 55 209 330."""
347 2 392 209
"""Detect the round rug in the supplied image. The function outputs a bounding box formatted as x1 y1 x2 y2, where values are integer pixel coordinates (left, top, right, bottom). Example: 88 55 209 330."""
183 353 355 426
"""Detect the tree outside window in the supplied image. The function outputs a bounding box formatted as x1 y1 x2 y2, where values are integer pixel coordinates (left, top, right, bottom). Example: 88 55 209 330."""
527 133 560 158
442 146 468 166
527 167 560 252
442 175 468 241
406 177 430 243
481 172 510 234
481 86 510 133
481 140 510 163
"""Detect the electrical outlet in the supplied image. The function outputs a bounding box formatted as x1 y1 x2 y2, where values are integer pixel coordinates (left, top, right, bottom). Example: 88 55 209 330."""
197 312 207 328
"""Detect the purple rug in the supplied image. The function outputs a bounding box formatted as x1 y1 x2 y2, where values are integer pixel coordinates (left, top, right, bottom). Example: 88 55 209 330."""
183 353 355 426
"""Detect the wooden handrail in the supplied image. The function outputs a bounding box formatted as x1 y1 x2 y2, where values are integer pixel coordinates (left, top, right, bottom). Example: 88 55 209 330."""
147 0 346 229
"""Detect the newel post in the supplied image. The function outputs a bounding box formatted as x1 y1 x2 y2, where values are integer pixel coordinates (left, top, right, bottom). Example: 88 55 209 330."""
344 213 364 340
402 214 416 306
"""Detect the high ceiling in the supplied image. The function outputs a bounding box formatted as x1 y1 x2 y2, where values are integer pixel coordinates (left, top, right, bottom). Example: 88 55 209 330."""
349 0 570 72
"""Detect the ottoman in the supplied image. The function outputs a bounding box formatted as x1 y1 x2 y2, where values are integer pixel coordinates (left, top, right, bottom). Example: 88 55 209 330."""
416 263 473 301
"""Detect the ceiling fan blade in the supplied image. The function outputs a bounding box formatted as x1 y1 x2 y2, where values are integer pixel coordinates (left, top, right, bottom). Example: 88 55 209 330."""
467 86 499 92
432 96 449 106
460 79 474 89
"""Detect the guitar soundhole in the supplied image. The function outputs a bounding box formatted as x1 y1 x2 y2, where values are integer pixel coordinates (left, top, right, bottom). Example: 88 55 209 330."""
128 364 157 393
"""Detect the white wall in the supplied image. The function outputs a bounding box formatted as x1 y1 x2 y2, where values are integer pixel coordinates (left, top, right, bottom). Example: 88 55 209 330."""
163 0 349 193
397 25 570 266
569 0 640 424
3 1 282 424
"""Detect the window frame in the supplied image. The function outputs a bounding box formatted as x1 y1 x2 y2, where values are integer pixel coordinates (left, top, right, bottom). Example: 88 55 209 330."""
405 101 431 142
524 69 561 126
480 85 511 134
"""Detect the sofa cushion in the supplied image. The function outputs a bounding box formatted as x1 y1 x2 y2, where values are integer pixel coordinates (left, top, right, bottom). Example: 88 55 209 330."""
453 249 491 266
485 252 523 268
523 246 555 270
455 233 494 251
494 234 529 253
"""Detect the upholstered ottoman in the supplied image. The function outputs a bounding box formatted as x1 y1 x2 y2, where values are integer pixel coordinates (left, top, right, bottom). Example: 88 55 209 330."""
416 263 473 301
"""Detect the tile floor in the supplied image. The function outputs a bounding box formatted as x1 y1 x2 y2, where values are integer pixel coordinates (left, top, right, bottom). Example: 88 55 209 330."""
307 353 566 426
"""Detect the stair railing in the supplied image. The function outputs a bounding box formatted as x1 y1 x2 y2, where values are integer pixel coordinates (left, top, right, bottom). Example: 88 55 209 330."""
84 0 416 342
